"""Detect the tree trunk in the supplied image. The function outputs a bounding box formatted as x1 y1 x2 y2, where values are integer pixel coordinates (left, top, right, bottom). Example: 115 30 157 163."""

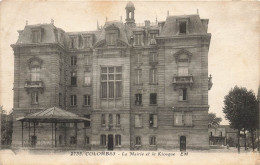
251 130 255 151
244 130 246 150
238 130 240 153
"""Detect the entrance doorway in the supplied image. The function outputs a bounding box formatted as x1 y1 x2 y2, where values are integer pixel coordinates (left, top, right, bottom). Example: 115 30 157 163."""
108 134 114 150
180 136 186 151
31 135 37 147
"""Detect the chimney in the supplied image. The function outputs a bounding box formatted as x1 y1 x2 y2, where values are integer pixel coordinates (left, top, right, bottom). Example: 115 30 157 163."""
145 20 150 27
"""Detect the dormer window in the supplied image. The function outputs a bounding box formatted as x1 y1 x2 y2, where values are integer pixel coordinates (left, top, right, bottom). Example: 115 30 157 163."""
177 18 189 35
83 35 93 48
32 29 42 43
149 32 158 45
70 36 78 49
134 33 143 46
105 24 119 46
106 33 117 46
179 22 187 34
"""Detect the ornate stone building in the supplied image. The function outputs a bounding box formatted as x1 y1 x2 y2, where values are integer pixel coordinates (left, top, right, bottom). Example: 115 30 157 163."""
11 1 212 151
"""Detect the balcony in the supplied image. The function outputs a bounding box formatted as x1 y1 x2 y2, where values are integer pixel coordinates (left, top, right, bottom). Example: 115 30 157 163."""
172 75 193 90
25 81 44 93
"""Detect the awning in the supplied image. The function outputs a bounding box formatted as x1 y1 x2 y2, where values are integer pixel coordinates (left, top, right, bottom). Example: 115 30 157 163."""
16 107 90 123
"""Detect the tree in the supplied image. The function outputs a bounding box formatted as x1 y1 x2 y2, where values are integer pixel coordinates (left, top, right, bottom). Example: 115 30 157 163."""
208 113 222 128
223 86 259 152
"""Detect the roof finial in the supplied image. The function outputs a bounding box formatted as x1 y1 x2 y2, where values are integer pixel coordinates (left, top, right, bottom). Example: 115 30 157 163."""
197 9 199 14
156 15 158 24
167 10 169 17
51 19 54 25
106 17 108 22
26 20 28 25
120 16 122 22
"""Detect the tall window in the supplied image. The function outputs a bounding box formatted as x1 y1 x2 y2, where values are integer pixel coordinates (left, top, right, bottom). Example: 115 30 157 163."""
179 22 187 34
59 67 62 83
150 68 157 84
83 95 90 106
220 132 222 137
149 114 158 128
115 135 121 146
71 72 77 86
85 136 90 145
101 114 106 126
135 69 142 85
109 114 113 126
84 72 91 86
179 88 187 101
70 95 77 106
31 91 39 104
30 66 40 81
150 136 156 146
174 112 183 126
59 93 62 107
149 52 158 63
135 136 141 145
32 30 41 43
136 53 142 64
100 135 106 146
134 34 142 45
84 55 91 65
116 114 120 126
135 114 142 128
135 94 142 106
101 67 122 99
150 93 157 105
84 115 91 128
71 56 77 66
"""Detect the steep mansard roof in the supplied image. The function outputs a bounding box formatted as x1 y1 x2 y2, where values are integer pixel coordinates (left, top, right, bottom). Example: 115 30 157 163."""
95 21 132 46
159 14 208 37
16 24 66 44
14 14 209 47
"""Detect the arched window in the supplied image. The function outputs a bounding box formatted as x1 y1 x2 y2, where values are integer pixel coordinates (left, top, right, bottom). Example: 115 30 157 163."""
30 66 40 81
28 57 42 81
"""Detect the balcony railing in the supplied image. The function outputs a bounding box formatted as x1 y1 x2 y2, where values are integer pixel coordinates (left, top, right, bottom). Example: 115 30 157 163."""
172 75 193 90
25 81 44 93
25 81 43 88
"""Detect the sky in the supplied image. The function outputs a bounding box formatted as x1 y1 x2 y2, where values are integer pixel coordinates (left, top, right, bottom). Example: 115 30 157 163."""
0 1 259 124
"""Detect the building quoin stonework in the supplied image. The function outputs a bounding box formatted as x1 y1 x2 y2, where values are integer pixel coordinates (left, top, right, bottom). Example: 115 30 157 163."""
11 1 212 151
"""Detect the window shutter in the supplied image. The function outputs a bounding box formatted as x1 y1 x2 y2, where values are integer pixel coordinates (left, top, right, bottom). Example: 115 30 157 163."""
153 115 158 127
184 113 192 125
179 89 183 101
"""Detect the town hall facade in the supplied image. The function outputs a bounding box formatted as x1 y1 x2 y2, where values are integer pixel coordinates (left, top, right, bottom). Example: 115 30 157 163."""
11 2 212 151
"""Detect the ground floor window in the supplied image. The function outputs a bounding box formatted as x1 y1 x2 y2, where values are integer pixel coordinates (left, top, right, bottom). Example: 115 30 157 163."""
115 135 121 146
135 136 141 146
100 135 106 146
150 136 156 146
70 136 76 144
85 136 90 145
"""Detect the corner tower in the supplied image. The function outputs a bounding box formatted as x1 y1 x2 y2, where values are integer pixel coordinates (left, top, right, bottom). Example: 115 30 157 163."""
125 1 135 27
